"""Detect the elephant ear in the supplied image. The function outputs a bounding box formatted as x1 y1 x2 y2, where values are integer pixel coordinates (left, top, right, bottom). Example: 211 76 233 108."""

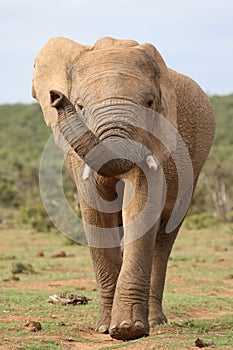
32 37 85 127
138 43 178 159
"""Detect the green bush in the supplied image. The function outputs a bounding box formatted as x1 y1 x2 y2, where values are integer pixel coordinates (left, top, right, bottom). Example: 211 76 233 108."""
184 212 224 230
11 262 35 274
20 204 55 232
0 95 233 230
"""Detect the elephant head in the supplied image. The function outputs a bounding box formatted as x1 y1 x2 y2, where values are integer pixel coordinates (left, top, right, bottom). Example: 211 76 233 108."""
32 37 177 177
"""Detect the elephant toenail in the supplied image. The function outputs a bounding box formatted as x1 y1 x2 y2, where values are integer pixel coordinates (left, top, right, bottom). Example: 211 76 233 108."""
135 321 145 330
119 320 132 329
110 324 118 331
98 325 109 333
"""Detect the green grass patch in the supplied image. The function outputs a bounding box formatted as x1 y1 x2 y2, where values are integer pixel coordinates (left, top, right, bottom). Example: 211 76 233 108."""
0 226 232 349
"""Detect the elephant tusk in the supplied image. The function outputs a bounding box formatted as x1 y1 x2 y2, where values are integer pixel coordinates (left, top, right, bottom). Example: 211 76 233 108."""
82 164 92 180
145 155 158 171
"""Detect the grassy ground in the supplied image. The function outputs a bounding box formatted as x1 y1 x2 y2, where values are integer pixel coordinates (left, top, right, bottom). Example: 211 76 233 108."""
0 224 232 349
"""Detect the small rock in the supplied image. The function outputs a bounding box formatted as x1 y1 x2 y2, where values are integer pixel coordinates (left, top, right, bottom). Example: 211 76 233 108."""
225 274 233 279
37 251 45 257
24 320 42 332
195 338 205 348
2 275 20 282
11 275 20 281
65 337 74 342
195 337 215 348
51 251 66 258
207 340 215 346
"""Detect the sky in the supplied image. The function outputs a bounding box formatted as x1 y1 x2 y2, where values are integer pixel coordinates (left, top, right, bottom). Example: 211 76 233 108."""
0 0 233 104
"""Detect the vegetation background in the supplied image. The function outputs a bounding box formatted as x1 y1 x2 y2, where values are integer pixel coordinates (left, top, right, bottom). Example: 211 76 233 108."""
0 96 233 349
0 95 232 232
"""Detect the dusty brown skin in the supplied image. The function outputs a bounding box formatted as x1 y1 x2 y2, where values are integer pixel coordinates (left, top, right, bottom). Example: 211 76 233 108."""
32 37 215 341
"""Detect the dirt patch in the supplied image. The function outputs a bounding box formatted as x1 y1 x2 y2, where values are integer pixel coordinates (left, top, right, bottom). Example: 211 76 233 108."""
0 278 97 291
190 310 231 319
73 329 123 349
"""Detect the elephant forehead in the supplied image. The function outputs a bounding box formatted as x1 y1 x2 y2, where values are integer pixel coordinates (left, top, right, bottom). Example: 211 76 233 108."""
74 48 156 77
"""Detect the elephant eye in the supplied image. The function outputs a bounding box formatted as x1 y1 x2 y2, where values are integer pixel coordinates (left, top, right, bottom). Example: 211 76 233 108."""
146 99 154 108
76 102 85 114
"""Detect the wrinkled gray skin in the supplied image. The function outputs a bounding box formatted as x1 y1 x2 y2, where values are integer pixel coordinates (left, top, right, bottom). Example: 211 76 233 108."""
32 37 215 341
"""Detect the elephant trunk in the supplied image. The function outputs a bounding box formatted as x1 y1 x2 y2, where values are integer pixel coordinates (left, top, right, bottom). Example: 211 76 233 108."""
50 90 134 177
50 90 100 160
50 90 158 177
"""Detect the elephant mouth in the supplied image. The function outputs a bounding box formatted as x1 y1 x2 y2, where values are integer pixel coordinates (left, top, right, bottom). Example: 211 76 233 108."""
82 107 146 176
93 136 136 176
95 123 147 176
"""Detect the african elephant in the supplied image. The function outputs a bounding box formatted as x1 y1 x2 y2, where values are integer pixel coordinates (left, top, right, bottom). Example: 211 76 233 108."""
32 36 215 340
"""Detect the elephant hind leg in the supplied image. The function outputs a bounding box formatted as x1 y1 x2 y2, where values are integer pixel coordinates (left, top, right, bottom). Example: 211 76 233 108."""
149 227 179 327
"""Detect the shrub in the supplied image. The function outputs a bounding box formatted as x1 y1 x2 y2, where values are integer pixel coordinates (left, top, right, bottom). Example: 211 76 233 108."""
184 212 224 230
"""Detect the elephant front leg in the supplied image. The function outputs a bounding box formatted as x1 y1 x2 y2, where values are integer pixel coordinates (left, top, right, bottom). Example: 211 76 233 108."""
109 168 163 340
109 229 156 340
90 246 122 333
78 175 123 334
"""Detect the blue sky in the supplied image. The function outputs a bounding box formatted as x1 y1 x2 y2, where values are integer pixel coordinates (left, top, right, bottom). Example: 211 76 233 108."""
1 0 232 103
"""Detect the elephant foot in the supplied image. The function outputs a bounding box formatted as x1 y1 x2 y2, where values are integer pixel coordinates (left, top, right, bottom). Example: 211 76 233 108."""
109 303 149 340
149 310 168 327
95 313 111 334
110 320 149 340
